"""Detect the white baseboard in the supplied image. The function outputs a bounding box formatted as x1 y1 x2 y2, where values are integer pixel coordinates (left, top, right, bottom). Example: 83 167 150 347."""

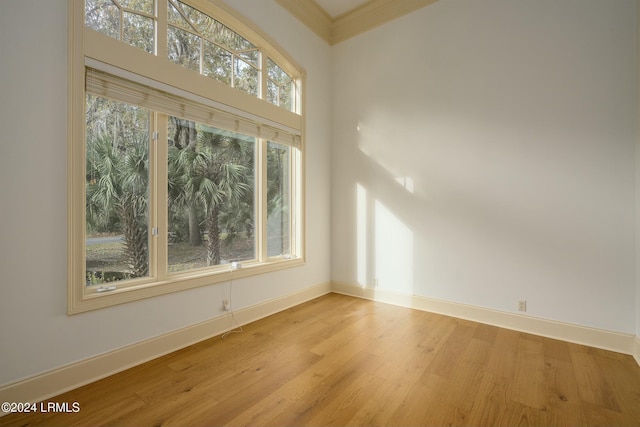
1 279 635 409
332 281 637 358
0 282 331 407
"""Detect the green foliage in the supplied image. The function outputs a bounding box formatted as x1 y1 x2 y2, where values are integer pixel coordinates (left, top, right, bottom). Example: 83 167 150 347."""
86 271 131 286
168 118 254 266
86 95 150 279
86 99 291 278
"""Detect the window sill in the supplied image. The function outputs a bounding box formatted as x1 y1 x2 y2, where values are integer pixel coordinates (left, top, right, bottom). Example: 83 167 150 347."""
68 257 305 315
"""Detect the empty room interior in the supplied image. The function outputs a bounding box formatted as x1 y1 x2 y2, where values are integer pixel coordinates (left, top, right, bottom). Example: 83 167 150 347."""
1 0 640 425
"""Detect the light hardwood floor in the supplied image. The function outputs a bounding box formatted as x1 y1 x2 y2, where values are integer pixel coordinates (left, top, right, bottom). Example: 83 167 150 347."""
2 293 640 426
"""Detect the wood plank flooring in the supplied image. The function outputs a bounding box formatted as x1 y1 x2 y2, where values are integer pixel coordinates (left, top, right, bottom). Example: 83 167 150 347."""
2 293 639 426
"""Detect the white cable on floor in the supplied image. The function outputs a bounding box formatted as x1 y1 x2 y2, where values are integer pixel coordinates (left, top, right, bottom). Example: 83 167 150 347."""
222 262 243 339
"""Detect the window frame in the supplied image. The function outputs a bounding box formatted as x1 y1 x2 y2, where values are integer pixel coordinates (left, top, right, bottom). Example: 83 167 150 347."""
68 0 306 314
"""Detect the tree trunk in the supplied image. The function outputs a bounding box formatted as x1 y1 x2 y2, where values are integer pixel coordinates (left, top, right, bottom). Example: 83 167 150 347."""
119 197 148 277
185 119 201 246
206 204 221 266
187 121 197 149
188 203 201 246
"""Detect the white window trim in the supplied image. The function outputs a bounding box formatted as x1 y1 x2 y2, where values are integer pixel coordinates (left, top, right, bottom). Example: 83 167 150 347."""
68 0 306 314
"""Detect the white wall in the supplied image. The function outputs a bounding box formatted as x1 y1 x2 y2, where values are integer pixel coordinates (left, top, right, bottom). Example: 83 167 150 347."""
332 0 637 333
0 0 332 387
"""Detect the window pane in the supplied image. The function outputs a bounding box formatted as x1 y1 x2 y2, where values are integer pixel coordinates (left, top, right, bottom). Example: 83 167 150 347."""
267 80 278 107
85 94 150 286
174 0 216 40
203 41 232 85
234 58 258 97
267 58 293 111
85 0 120 39
219 28 256 56
267 58 288 84
85 0 156 54
119 0 154 15
168 27 201 72
267 142 291 257
124 12 155 54
172 0 257 58
167 118 256 272
237 49 260 68
279 82 293 112
168 1 192 31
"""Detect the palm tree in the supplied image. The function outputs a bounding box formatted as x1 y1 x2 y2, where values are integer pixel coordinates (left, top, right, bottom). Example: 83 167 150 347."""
86 134 149 278
168 118 202 246
168 122 252 266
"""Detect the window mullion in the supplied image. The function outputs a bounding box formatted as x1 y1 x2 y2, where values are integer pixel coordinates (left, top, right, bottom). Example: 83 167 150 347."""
200 38 204 76
118 4 124 41
292 146 302 258
294 148 300 256
155 114 169 279
260 48 267 100
148 113 158 279
231 53 236 89
156 0 168 58
257 139 267 262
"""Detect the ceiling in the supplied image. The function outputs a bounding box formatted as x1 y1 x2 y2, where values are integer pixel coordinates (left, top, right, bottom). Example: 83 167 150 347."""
313 0 371 18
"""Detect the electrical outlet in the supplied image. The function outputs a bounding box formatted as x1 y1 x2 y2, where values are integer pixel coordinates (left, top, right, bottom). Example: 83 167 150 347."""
518 300 527 312
373 277 379 287
223 299 230 311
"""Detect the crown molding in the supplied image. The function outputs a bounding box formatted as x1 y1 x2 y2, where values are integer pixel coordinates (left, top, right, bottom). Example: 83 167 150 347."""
332 0 439 44
275 0 333 44
276 0 440 45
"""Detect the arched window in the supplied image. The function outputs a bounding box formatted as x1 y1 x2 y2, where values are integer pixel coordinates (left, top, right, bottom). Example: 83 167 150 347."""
69 0 305 313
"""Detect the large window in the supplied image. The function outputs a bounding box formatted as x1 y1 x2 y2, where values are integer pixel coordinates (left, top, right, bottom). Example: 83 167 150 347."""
69 0 304 313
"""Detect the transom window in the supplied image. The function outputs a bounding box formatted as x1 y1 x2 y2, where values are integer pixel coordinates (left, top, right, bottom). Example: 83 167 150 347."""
69 0 305 313
84 0 296 111
85 0 157 53
168 0 260 96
